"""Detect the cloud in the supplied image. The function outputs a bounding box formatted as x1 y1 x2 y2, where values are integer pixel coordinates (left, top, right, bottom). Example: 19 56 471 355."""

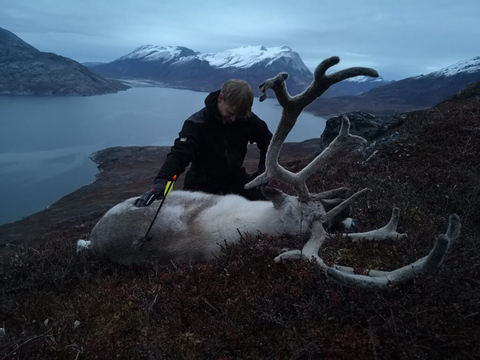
1 0 479 80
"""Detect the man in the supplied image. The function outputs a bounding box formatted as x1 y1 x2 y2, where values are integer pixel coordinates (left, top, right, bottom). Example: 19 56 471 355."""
134 79 273 207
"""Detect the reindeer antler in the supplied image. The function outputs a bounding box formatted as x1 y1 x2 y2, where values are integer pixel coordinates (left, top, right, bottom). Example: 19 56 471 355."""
246 56 378 201
275 210 461 289
253 56 461 289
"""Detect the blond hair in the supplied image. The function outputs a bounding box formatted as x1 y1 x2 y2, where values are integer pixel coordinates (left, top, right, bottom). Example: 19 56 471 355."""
220 79 254 117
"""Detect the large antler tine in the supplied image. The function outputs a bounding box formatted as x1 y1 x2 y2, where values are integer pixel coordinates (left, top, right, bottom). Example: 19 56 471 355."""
298 57 379 106
337 115 369 146
315 56 341 77
313 187 352 200
320 188 371 227
298 116 367 186
325 214 461 289
325 235 451 289
326 66 379 84
274 222 327 265
314 56 379 86
445 214 461 249
248 57 378 198
258 72 291 105
343 207 408 242
325 267 390 289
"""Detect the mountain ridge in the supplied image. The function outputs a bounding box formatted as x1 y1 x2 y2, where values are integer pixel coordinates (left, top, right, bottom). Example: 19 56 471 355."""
1 26 478 114
90 45 479 115
89 44 389 96
307 56 480 116
0 27 129 96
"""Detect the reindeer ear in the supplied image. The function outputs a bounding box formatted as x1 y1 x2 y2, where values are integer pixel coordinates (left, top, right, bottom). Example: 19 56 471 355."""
262 187 288 209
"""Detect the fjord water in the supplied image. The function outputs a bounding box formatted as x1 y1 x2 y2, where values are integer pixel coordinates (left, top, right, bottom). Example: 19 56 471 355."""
0 86 326 225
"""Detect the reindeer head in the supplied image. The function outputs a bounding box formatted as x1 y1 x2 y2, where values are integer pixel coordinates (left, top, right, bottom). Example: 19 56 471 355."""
262 186 327 233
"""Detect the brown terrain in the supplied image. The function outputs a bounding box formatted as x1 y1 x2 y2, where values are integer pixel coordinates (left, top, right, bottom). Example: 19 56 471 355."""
1 83 479 359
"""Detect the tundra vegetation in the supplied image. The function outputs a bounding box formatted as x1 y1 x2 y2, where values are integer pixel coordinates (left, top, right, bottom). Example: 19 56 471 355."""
1 62 479 359
78 57 460 289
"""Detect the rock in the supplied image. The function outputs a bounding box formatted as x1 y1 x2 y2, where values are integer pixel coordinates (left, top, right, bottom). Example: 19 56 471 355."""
319 111 406 151
441 81 480 104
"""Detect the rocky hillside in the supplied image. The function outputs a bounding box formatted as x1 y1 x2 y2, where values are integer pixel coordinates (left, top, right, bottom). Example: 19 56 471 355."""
0 27 129 96
1 84 479 358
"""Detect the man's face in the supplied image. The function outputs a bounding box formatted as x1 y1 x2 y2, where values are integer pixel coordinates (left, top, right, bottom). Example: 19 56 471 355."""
217 93 244 124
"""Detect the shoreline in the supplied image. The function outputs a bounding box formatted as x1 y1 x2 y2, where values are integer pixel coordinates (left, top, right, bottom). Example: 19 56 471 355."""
0 140 321 250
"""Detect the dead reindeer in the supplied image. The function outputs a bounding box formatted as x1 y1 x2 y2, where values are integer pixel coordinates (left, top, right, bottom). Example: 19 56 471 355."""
78 56 460 289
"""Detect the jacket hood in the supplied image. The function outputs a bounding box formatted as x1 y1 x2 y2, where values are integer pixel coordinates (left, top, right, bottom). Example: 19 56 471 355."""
204 90 221 113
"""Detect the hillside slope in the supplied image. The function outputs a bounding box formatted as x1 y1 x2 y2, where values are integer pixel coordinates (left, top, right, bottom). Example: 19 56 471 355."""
1 87 479 358
307 57 480 116
0 27 128 95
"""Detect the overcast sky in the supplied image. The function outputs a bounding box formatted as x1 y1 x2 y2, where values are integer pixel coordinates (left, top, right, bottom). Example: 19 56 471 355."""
2 0 479 80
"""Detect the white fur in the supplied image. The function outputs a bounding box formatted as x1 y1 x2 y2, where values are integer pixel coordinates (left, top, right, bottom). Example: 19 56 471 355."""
77 189 325 266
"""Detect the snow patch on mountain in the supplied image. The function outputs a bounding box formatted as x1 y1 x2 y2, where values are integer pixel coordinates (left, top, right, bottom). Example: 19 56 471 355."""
424 56 480 78
345 75 386 83
199 45 303 69
118 45 198 62
116 44 310 73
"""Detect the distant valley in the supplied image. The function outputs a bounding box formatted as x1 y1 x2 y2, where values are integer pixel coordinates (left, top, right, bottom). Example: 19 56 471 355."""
1 26 479 116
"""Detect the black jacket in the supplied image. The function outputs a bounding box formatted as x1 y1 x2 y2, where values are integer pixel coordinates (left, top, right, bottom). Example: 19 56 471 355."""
154 90 272 191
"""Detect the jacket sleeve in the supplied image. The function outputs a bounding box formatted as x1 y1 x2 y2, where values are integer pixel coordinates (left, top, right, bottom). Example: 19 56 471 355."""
153 120 201 184
248 114 272 170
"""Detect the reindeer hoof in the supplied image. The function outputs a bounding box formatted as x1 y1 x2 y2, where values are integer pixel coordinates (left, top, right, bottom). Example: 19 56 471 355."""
76 240 91 252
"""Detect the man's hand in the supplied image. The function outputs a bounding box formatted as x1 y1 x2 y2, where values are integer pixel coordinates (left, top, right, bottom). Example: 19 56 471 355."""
134 180 168 207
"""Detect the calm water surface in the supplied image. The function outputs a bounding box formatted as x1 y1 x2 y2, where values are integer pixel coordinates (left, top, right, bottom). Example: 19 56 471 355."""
0 86 325 225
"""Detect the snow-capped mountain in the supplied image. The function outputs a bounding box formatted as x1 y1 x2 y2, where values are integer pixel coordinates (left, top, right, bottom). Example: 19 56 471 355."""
361 56 480 107
307 56 480 116
90 45 313 95
324 75 393 97
422 56 480 78
90 44 391 96
199 45 307 71
118 45 199 62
